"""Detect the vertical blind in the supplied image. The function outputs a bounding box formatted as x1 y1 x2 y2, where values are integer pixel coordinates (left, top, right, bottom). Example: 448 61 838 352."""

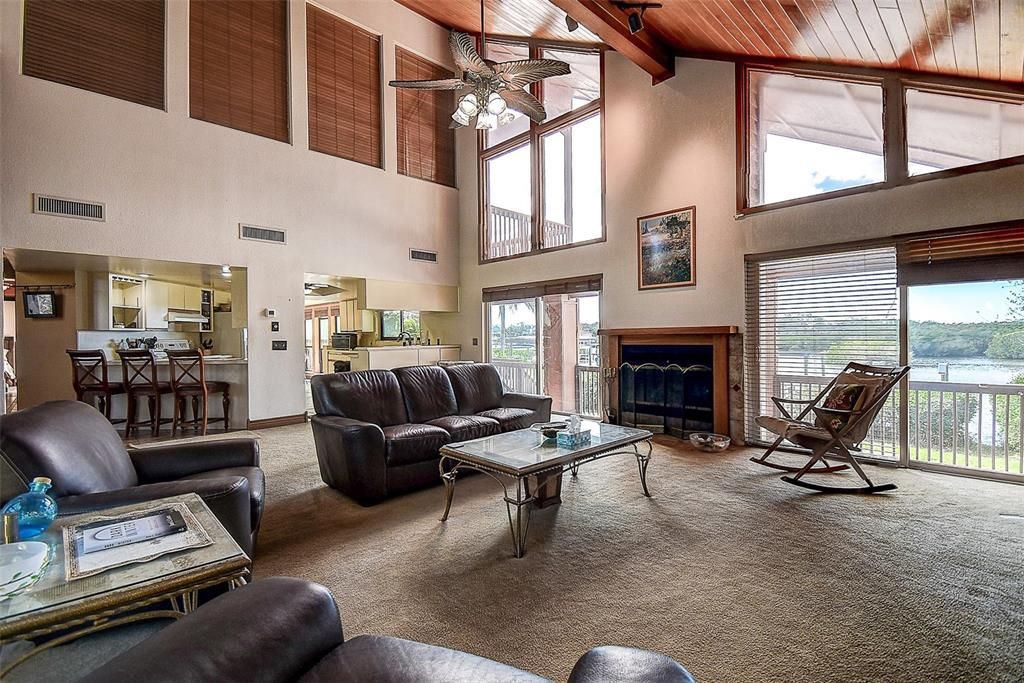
306 4 382 167
744 247 900 458
22 0 165 109
395 47 456 187
189 0 289 142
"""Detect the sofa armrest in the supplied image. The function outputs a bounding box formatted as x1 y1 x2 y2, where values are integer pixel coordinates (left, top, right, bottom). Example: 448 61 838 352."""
128 439 260 484
79 577 343 683
568 646 694 683
310 416 388 505
58 478 254 556
502 392 552 421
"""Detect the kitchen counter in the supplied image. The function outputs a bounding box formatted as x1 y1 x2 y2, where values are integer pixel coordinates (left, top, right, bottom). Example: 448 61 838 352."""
354 345 460 351
349 345 461 371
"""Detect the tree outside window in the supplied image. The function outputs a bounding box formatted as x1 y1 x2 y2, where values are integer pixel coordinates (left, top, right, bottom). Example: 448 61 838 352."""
380 310 420 339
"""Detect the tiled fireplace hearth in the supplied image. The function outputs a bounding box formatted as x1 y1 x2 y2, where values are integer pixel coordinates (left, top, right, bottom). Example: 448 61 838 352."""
599 327 743 442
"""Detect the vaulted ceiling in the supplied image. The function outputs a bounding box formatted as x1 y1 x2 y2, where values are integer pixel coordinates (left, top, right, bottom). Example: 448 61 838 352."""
395 0 1024 85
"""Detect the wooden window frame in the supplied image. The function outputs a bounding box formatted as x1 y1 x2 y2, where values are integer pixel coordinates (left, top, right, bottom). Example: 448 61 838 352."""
395 45 457 187
737 61 1024 217
478 39 606 265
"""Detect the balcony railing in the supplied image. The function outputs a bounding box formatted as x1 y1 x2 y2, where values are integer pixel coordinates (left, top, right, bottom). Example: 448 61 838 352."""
772 374 1024 475
487 206 572 259
492 360 603 420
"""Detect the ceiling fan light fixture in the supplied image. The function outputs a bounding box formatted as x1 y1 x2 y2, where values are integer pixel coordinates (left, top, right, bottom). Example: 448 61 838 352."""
475 111 498 130
458 93 480 115
498 110 516 125
486 92 508 115
452 108 472 126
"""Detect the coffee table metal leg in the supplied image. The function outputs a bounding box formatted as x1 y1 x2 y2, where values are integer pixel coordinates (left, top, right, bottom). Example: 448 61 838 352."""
503 478 532 558
439 457 458 521
634 440 653 497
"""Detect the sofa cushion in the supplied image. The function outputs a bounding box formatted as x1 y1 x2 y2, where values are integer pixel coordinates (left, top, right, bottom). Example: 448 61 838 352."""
311 371 408 427
476 407 537 431
382 424 451 467
298 635 548 683
393 366 459 423
427 415 500 442
444 364 504 415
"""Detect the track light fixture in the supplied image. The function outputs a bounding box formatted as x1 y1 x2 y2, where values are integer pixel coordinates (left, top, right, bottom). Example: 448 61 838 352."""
611 1 662 35
565 15 579 32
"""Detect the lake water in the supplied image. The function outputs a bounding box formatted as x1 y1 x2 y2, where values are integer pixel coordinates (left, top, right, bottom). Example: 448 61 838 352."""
910 357 1024 385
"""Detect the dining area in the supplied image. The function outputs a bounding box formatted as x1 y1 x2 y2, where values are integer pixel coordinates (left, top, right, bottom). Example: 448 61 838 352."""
66 345 248 440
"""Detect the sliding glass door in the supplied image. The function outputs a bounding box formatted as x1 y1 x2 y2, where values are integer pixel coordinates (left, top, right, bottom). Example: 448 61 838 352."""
486 290 602 418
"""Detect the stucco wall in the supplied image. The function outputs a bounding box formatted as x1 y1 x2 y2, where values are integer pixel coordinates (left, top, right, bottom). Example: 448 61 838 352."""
0 0 461 420
445 54 1024 358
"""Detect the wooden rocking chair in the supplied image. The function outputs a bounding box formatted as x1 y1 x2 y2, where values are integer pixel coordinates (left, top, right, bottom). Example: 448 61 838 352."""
751 362 910 494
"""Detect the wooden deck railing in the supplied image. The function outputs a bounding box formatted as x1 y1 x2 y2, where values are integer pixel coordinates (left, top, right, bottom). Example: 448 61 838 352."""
486 206 572 258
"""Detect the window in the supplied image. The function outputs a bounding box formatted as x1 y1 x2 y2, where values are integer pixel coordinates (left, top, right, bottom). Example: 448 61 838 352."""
746 70 884 207
740 65 1024 213
306 4 382 166
744 247 900 459
380 310 420 339
906 88 1024 176
480 41 603 262
395 47 456 186
22 0 165 109
190 0 289 142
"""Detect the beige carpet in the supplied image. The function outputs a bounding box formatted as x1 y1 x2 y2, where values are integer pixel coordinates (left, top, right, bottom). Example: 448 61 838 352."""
253 424 1024 682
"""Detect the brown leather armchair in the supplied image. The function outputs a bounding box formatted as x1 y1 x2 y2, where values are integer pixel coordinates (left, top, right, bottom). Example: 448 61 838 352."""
0 400 263 556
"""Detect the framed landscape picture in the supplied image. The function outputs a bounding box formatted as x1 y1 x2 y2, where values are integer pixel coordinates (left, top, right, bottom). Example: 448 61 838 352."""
637 206 696 290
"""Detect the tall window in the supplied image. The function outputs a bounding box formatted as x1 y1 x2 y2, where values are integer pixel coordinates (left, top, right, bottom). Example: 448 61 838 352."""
480 42 603 262
395 47 456 186
306 4 382 166
22 0 165 109
739 65 1024 213
190 0 289 142
380 310 420 339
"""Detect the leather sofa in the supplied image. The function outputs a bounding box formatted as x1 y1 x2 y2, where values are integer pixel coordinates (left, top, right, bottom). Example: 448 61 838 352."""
67 577 694 683
0 400 264 556
311 363 552 505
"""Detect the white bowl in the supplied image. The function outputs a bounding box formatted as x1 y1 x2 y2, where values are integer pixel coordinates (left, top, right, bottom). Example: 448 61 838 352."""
0 542 50 592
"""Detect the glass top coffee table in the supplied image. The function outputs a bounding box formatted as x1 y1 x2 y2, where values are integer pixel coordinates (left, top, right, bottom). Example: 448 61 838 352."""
438 421 654 558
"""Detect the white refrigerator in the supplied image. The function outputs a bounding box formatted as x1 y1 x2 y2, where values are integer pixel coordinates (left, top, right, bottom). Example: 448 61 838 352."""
211 311 247 358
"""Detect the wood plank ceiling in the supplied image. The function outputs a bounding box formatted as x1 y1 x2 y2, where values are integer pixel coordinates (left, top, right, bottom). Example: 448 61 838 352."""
395 0 1024 84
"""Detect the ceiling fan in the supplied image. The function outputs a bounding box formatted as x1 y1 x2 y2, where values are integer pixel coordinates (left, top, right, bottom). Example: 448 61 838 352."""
388 2 571 130
304 283 345 297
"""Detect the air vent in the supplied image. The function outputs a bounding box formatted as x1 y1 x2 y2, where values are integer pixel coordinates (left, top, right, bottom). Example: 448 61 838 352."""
239 223 287 245
409 249 438 263
33 194 105 221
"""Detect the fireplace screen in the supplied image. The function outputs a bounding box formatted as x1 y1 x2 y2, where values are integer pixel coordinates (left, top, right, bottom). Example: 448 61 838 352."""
618 345 714 437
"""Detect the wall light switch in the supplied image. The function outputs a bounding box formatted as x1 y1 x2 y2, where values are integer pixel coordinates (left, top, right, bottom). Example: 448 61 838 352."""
472 338 478 346
272 340 287 350
271 321 280 332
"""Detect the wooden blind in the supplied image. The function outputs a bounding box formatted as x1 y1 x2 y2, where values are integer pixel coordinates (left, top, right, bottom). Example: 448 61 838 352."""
306 5 381 167
744 247 900 457
22 0 165 109
897 225 1024 286
483 274 603 303
190 0 289 142
395 47 456 187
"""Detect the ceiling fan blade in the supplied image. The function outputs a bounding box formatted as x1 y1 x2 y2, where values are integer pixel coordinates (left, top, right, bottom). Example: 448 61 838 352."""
450 31 492 76
500 89 548 124
387 78 466 90
494 59 571 89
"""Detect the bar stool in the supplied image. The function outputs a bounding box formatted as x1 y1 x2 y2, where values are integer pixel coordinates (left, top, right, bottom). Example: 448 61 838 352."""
167 349 230 436
119 349 172 438
67 349 126 424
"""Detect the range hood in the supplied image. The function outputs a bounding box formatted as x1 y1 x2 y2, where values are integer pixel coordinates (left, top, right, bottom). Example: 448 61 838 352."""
166 309 209 323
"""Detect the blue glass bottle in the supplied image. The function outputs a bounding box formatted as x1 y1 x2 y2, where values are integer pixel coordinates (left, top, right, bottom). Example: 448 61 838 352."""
1 477 58 539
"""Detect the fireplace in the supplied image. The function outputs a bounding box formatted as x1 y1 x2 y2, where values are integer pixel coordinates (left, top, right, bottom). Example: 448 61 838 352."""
600 326 739 439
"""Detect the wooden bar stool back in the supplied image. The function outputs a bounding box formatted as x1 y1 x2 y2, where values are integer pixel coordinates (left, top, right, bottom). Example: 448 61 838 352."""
167 349 230 436
67 350 126 424
119 349 172 438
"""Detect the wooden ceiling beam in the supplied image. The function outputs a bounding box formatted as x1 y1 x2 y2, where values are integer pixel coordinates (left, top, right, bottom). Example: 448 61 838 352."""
548 0 675 83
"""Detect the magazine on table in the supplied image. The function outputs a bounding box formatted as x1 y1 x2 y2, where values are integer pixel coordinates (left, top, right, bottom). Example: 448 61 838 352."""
63 502 212 580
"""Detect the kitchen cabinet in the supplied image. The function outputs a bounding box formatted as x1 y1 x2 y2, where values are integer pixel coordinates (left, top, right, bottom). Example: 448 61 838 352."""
145 280 169 330
440 347 460 362
166 283 185 310
184 287 202 311
350 345 461 372
107 274 145 329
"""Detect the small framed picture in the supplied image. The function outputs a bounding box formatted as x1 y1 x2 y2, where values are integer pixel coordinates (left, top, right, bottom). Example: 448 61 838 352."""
637 206 696 290
23 291 58 318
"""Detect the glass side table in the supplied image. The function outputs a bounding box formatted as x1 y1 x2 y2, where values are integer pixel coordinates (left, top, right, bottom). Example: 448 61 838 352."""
0 493 250 675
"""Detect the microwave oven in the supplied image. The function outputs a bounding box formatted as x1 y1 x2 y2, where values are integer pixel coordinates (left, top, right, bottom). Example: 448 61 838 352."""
331 332 358 350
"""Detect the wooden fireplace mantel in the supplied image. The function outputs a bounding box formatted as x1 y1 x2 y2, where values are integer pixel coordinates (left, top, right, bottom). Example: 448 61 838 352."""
600 325 737 436
598 325 739 336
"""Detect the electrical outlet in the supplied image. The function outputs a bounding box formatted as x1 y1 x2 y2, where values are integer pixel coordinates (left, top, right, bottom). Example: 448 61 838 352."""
472 338 478 346
272 340 287 350
271 321 280 332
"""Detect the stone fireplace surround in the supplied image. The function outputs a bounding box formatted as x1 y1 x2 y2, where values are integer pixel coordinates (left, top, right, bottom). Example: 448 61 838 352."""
599 326 744 443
